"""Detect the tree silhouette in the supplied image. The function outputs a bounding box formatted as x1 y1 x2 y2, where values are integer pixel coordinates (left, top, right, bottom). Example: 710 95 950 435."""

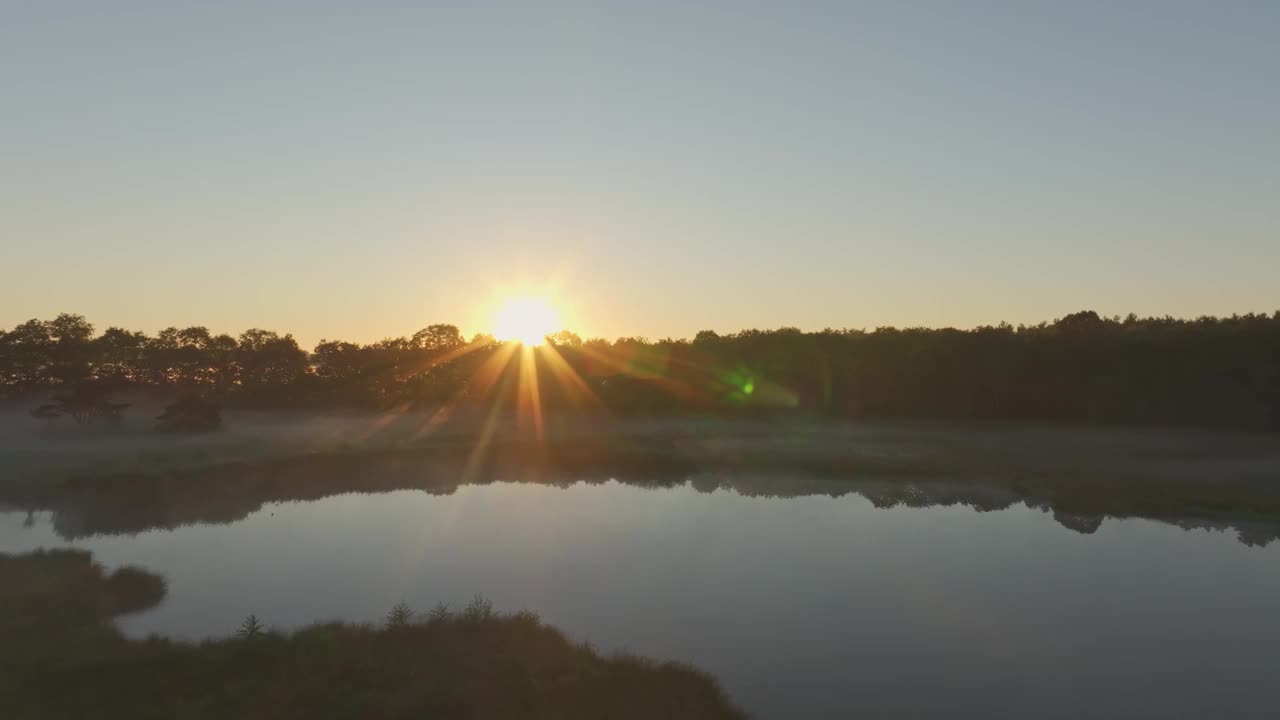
411 324 465 352
3 310 1278 428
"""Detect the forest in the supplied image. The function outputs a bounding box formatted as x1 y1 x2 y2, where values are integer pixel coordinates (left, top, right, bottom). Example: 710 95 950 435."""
2 310 1278 429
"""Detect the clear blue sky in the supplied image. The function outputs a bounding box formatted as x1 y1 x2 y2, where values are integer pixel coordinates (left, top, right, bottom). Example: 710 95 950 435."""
3 1 1277 346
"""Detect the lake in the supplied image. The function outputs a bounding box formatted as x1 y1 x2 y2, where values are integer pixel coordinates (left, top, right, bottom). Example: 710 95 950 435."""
3 474 1279 718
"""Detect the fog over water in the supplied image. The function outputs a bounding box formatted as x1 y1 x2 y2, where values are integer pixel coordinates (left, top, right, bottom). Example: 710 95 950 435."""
4 415 1280 718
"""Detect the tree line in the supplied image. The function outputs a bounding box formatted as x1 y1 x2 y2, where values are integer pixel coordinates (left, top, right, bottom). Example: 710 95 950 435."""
2 310 1278 428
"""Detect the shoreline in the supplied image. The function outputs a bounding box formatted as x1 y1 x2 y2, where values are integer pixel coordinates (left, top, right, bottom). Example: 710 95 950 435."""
4 412 1278 546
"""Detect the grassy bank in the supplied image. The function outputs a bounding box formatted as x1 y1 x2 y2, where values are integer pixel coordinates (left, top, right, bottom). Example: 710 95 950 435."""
0 549 744 720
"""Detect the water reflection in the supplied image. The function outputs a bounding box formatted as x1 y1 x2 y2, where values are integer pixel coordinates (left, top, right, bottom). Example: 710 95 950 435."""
3 479 1278 718
704 473 1280 547
3 448 1277 546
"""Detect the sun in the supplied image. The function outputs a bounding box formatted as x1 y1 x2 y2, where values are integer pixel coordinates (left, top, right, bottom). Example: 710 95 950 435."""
492 295 559 346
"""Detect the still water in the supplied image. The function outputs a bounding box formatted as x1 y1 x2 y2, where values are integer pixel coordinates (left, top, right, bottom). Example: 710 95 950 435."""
3 478 1279 718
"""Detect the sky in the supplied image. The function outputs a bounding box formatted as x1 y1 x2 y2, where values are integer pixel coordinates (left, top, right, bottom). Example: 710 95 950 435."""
2 1 1278 347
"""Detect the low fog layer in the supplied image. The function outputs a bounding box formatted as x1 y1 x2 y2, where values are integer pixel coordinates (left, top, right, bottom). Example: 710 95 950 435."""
4 404 1279 486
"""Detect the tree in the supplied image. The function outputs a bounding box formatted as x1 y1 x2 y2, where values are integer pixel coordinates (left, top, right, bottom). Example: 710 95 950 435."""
94 327 148 387
235 330 308 386
3 319 54 390
546 330 583 348
411 324 465 352
45 313 96 386
46 384 130 428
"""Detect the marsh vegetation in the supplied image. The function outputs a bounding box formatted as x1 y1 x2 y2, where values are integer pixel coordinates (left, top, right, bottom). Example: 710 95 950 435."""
0 549 743 720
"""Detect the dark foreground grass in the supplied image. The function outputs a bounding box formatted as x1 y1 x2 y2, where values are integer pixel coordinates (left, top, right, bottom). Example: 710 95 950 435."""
0 549 745 720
